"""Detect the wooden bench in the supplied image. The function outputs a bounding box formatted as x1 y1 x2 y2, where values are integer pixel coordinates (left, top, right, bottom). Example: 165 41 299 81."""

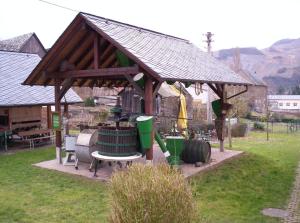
18 129 54 149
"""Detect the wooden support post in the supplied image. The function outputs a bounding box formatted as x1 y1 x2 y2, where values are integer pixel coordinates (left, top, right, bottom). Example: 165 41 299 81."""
220 84 227 152
64 103 69 135
47 105 52 129
54 79 62 164
228 117 232 148
266 92 269 141
144 76 154 162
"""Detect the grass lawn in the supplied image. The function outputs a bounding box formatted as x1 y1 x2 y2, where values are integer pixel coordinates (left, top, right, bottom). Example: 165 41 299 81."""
0 131 300 222
191 131 300 222
0 148 108 223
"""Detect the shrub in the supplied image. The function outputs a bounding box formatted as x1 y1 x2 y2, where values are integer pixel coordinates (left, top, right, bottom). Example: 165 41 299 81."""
97 108 109 123
231 123 248 137
84 97 95 107
109 163 197 223
253 122 265 131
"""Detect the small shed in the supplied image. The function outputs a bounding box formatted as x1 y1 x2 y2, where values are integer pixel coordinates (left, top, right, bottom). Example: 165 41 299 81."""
23 12 253 163
0 33 47 58
0 50 82 133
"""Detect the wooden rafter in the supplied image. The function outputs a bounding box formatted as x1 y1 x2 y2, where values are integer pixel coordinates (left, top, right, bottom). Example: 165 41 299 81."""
69 32 95 64
88 42 116 88
86 38 107 69
100 44 114 62
29 17 84 85
76 47 94 69
93 33 99 69
49 25 87 73
101 51 117 68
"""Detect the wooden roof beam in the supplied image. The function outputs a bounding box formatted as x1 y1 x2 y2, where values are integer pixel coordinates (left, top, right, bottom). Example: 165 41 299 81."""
47 66 139 79
124 74 144 97
227 85 248 100
58 78 74 100
207 83 222 98
94 33 99 69
88 47 117 87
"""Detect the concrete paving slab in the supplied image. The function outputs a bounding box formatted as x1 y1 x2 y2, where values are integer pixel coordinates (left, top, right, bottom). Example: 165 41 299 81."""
33 145 244 181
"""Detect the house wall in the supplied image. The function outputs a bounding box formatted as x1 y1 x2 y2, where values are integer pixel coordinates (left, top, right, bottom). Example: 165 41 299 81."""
21 35 46 57
269 99 300 111
0 106 43 131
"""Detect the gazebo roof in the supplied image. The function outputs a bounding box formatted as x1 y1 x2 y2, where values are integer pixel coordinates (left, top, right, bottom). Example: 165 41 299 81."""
23 12 251 87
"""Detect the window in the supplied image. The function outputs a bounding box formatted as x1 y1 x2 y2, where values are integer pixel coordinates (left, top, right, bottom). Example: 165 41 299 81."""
279 103 283 106
286 103 290 106
0 115 9 126
294 103 297 107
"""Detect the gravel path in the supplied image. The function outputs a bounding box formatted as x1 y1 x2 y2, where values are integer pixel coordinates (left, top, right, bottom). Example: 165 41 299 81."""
283 163 300 223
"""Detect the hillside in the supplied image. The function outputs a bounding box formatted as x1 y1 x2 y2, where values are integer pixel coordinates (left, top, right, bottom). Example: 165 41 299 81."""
215 38 300 93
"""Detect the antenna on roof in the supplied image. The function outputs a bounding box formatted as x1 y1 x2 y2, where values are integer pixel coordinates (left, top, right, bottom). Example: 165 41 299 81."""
203 32 214 124
203 32 214 55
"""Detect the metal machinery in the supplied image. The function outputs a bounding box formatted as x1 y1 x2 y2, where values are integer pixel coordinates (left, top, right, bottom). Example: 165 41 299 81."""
75 129 98 169
63 135 77 166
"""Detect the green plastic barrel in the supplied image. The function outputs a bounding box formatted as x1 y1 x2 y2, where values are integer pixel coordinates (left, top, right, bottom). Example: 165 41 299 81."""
166 136 185 165
136 116 153 150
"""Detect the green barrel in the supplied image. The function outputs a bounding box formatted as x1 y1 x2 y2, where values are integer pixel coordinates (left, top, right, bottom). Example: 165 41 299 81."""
136 116 153 150
166 136 185 165
181 139 211 164
97 126 138 156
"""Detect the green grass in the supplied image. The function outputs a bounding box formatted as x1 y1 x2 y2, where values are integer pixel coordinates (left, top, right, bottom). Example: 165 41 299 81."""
191 131 300 223
0 148 108 223
1 131 300 222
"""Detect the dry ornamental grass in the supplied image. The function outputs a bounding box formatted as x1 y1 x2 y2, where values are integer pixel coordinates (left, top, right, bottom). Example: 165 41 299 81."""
109 163 197 223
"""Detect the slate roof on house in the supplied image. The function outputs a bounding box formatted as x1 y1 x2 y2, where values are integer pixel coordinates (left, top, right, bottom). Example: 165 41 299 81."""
24 12 252 86
82 13 251 85
268 95 300 100
0 51 82 107
235 69 266 86
0 33 33 52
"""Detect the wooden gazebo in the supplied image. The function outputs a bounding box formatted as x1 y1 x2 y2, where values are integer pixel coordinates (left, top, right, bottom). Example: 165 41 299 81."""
24 12 252 163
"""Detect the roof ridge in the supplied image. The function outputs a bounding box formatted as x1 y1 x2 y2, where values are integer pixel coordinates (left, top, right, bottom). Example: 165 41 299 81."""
80 12 190 43
0 32 34 43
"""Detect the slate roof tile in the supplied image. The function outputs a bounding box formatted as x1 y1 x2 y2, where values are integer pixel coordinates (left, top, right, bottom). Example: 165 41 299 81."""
0 51 82 106
83 12 251 85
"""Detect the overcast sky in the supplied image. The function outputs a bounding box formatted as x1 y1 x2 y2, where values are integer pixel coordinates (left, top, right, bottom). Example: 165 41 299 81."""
1 0 300 51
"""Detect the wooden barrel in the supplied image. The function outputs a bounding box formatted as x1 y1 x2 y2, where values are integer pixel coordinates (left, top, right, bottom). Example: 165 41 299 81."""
97 126 138 156
181 139 211 164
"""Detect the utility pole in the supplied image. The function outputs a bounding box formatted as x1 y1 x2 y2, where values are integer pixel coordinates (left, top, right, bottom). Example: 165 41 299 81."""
204 32 214 124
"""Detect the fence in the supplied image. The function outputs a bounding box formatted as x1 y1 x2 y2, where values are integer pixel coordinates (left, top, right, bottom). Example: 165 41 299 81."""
243 119 300 134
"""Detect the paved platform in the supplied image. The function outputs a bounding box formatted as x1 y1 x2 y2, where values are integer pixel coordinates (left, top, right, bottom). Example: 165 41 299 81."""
33 145 244 181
